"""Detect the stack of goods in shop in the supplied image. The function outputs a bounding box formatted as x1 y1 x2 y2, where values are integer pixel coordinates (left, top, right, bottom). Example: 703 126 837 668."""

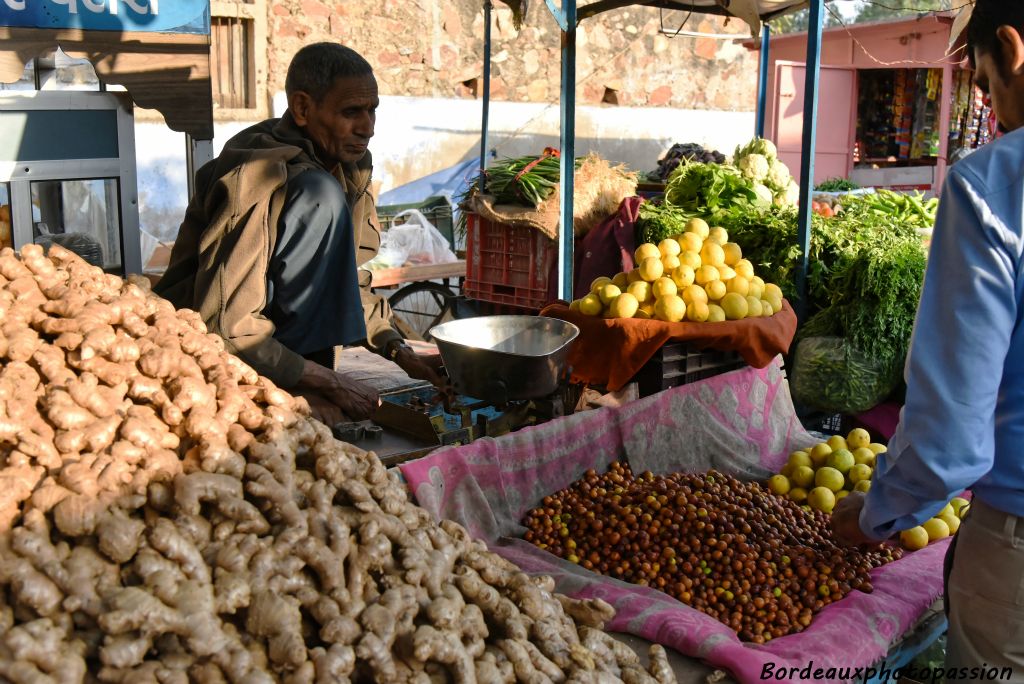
522 461 902 644
570 218 785 323
647 143 727 182
855 69 942 165
766 429 969 552
0 244 679 683
950 69 996 154
632 136 931 415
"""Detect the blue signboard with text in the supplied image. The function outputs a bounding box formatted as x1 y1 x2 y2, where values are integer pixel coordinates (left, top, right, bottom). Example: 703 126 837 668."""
0 0 209 35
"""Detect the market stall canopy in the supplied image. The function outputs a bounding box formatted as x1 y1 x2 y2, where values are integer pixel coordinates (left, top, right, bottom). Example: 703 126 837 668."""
0 1 213 139
497 0 827 36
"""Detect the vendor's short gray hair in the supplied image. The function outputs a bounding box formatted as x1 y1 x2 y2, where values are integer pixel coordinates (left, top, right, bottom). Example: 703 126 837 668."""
286 43 373 102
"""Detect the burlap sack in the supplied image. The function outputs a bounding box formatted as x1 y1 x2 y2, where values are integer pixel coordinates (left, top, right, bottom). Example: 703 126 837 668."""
469 192 560 240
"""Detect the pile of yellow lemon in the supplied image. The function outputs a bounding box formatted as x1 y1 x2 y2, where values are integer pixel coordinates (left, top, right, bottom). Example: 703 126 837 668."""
570 218 785 323
767 428 885 515
898 498 969 551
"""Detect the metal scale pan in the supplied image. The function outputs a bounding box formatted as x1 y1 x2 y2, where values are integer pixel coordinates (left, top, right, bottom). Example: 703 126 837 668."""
429 315 580 406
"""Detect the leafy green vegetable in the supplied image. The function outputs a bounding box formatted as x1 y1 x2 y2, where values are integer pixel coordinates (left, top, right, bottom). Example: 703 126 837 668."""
664 162 766 216
815 178 860 192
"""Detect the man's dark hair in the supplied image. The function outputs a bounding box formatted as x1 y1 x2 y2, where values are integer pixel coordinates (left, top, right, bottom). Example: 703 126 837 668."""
285 43 373 102
966 0 1024 71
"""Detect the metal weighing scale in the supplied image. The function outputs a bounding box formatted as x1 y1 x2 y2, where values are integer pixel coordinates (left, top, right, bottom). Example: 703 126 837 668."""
338 316 580 465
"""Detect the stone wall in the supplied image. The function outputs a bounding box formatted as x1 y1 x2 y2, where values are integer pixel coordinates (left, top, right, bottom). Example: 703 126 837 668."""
265 0 758 111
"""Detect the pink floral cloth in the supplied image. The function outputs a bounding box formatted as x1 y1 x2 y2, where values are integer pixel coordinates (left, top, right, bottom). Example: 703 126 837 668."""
399 359 947 684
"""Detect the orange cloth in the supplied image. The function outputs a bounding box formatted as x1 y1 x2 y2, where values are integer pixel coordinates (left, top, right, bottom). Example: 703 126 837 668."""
541 299 799 391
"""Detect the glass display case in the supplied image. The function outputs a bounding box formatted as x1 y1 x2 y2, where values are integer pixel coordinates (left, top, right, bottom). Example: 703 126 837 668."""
0 90 140 274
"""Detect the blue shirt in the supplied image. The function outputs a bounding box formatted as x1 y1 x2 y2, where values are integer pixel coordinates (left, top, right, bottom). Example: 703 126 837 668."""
860 128 1024 540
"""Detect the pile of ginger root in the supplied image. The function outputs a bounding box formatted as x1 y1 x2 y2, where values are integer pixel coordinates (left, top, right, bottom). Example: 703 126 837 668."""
0 244 679 684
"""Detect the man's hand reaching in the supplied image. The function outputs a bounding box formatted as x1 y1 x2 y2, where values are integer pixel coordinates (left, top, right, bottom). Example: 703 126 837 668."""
393 347 454 401
295 359 381 423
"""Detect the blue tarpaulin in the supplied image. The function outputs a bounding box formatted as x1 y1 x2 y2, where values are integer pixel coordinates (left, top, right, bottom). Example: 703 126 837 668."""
378 157 479 209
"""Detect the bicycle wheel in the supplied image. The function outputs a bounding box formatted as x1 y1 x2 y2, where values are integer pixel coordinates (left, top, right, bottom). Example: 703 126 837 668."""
388 281 456 341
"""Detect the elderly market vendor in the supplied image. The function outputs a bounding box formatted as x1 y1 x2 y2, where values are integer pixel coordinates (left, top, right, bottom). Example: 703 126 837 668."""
156 42 445 425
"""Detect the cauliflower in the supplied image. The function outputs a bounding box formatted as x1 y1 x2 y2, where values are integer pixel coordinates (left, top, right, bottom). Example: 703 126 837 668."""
766 158 792 192
735 137 778 162
738 153 770 182
778 179 801 208
752 182 774 207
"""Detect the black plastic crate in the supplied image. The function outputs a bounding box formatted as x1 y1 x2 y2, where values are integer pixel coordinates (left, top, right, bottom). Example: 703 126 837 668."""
632 342 747 398
377 197 456 251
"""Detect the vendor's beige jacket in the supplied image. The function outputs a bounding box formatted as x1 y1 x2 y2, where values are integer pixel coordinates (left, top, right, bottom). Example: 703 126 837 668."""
154 113 400 389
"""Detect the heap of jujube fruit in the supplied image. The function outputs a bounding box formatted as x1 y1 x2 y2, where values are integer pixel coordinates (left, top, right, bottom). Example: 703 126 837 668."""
523 462 903 643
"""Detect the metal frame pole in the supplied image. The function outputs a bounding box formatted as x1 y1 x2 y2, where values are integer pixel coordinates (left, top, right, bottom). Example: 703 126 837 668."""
795 0 824 321
756 24 771 138
557 0 577 301
479 0 493 191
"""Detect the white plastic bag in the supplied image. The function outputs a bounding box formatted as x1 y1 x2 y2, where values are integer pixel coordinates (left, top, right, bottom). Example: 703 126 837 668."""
366 208 458 270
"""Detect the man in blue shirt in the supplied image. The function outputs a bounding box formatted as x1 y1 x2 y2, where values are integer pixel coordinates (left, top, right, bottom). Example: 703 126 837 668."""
833 1 1024 678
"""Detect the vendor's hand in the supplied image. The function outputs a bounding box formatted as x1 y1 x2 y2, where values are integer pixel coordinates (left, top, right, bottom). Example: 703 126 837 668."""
395 348 453 398
831 492 875 547
301 391 348 426
297 360 381 422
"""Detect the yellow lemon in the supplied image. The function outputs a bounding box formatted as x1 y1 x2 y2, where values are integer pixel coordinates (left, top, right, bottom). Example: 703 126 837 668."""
950 497 970 517
761 300 774 317
704 279 727 302
662 254 681 271
659 238 682 257
639 257 664 282
686 300 710 322
635 243 661 263
700 241 726 267
607 292 639 319
827 449 855 474
789 487 809 504
814 467 845 493
720 292 748 320
827 435 848 452
788 451 813 469
651 277 677 299
590 276 612 293
636 302 655 319
734 259 755 280
707 226 729 245
900 526 930 551
695 265 720 286
939 514 961 534
764 283 784 302
751 275 765 289
717 265 737 281
868 442 888 455
671 265 696 289
681 284 709 306
611 271 629 289
707 304 726 322
923 517 951 542
726 277 750 296
809 443 833 467
654 294 686 323
685 217 710 239
848 463 873 484
808 487 837 514
768 475 791 496
766 294 783 314
679 250 702 270
745 296 763 318
598 283 621 305
579 294 603 316
748 281 764 300
854 479 871 493
853 448 876 467
627 268 644 284
847 428 871 450
790 465 815 488
679 232 704 254
836 490 850 500
627 280 652 303
569 299 581 312
722 242 743 266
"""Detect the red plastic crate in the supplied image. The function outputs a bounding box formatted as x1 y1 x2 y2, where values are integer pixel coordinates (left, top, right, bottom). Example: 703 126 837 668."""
465 213 557 311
